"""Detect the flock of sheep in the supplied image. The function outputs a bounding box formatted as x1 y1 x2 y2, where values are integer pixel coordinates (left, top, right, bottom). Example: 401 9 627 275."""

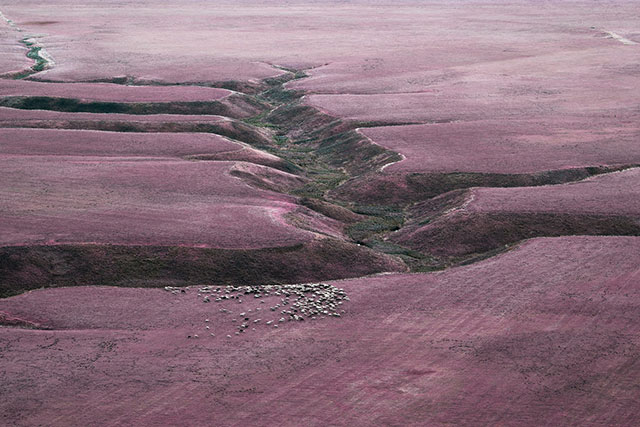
165 283 349 338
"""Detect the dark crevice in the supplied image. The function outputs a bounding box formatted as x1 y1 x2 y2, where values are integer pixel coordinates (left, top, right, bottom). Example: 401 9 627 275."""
393 211 640 260
31 76 266 95
0 240 405 298
332 165 639 206
0 119 273 147
0 94 267 119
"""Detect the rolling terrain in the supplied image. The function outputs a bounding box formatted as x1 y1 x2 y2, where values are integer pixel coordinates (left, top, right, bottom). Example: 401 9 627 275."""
1 1 639 425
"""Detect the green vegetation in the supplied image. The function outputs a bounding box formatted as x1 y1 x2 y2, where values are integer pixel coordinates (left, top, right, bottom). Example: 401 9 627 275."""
13 38 49 79
242 112 280 129
26 46 46 72
347 216 403 243
363 239 445 272
234 70 422 266
273 135 288 146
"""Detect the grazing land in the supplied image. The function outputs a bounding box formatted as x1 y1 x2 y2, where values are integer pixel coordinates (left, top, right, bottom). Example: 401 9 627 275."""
1 1 639 425
2 237 640 426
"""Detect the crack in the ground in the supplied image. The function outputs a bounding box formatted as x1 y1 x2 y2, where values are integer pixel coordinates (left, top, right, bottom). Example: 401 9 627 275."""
0 10 54 79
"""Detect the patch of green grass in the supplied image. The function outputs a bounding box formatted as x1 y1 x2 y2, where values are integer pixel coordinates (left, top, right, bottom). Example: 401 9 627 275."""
26 47 46 72
242 112 281 129
361 239 447 272
14 38 49 78
260 87 302 104
273 134 288 146
346 215 404 243
291 168 347 199
351 204 404 217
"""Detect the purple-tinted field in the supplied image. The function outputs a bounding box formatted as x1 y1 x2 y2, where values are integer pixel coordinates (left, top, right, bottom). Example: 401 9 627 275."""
0 108 230 127
359 120 640 175
293 2 640 178
2 237 640 426
0 79 230 102
0 156 319 248
3 0 636 87
0 18 29 76
2 0 640 425
0 108 275 149
0 128 240 157
300 45 639 113
0 126 284 169
468 168 640 215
